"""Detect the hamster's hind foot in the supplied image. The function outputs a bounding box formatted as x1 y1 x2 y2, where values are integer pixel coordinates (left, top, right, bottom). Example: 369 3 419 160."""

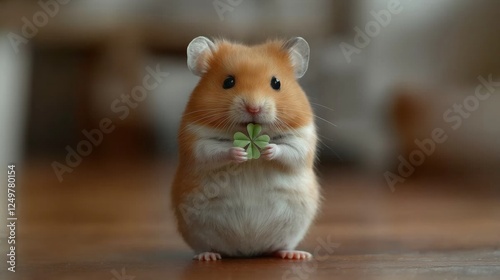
193 252 222 261
274 250 312 260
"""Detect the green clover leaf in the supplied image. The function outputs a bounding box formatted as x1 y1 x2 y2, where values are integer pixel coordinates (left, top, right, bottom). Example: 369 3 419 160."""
233 123 270 159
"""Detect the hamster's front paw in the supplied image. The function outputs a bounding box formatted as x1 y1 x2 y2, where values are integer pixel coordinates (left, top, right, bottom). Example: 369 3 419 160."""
229 147 248 163
262 144 280 160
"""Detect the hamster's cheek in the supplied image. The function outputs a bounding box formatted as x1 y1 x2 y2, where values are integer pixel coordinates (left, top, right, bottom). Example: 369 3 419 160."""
256 102 277 124
228 96 251 124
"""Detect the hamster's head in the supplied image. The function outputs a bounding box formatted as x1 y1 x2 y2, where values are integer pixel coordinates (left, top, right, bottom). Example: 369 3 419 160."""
184 36 313 132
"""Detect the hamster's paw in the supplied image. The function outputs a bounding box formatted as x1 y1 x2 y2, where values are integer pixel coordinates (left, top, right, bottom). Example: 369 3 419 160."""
262 144 280 160
193 252 222 261
274 250 312 260
229 147 248 163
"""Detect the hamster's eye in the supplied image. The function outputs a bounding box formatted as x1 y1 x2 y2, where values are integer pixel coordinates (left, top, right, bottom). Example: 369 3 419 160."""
270 76 281 90
223 76 235 89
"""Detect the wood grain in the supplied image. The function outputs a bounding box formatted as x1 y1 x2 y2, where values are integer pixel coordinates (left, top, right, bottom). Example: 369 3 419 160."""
1 160 499 279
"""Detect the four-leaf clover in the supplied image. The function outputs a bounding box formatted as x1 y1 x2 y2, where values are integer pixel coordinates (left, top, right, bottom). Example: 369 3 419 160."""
233 123 270 159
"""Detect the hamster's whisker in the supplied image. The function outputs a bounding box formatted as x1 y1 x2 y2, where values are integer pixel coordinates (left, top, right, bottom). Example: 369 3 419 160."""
227 118 239 132
180 112 225 127
201 108 234 133
280 109 338 128
179 113 220 128
182 108 225 117
310 102 335 112
270 118 292 137
273 118 300 137
213 115 231 132
178 112 228 137
276 115 340 159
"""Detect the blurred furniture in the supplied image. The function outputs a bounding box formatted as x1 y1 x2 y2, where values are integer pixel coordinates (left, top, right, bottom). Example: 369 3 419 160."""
0 0 339 160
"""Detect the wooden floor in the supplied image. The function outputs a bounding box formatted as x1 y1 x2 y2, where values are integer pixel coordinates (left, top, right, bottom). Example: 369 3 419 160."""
1 160 500 280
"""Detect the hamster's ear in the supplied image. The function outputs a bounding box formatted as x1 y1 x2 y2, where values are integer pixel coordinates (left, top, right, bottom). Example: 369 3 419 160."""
282 37 310 78
187 36 216 76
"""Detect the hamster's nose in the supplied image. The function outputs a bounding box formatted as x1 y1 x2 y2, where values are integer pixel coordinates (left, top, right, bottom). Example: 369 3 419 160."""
246 105 261 115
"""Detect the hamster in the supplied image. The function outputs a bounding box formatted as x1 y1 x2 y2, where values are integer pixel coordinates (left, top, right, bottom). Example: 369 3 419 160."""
171 36 320 261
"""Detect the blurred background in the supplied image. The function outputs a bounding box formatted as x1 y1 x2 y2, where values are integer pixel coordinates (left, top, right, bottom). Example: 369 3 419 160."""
1 0 500 176
0 0 499 278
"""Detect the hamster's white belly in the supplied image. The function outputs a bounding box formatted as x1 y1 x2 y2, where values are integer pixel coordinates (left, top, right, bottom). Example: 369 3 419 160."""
181 163 318 257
